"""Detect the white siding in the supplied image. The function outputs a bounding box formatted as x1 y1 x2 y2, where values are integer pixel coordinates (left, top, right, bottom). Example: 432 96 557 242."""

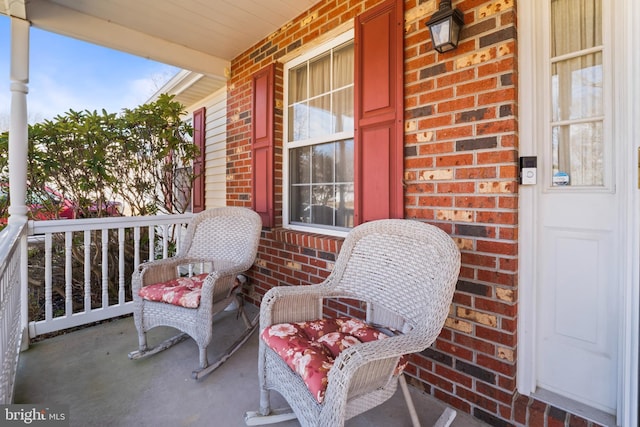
203 89 227 209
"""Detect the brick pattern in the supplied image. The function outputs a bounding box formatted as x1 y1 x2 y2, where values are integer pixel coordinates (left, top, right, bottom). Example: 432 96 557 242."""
404 0 519 423
229 0 382 305
225 1 598 426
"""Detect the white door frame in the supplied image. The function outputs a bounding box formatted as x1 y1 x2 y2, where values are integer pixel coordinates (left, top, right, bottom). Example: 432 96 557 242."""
516 0 639 426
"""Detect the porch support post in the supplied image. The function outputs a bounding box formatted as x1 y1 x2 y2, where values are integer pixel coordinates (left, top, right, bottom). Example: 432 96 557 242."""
7 17 30 224
8 17 31 349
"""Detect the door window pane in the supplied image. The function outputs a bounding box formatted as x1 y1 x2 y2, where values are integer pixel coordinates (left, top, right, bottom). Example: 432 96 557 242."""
552 53 603 122
550 0 605 187
552 122 603 186
551 0 602 57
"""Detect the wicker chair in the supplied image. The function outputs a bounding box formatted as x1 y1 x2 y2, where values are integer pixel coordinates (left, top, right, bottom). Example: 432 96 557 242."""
128 207 262 379
245 219 461 427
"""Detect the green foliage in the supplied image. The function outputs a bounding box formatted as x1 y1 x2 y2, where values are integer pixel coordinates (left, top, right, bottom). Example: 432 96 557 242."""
5 93 197 219
1 94 195 321
117 93 197 215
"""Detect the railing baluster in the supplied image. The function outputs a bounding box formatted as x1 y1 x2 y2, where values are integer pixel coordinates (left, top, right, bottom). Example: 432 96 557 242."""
84 230 91 313
118 228 125 305
22 214 193 337
163 224 169 259
44 233 52 321
176 224 182 254
149 225 155 261
65 231 72 317
134 227 140 270
101 229 109 308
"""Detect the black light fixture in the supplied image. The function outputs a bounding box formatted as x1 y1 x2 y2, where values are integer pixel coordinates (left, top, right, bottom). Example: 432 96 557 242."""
426 0 465 53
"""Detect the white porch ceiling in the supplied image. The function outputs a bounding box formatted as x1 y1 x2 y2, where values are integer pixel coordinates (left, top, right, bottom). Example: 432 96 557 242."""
1 0 320 80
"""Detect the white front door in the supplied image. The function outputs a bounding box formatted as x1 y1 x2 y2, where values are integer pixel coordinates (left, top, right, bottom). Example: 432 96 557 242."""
519 0 625 417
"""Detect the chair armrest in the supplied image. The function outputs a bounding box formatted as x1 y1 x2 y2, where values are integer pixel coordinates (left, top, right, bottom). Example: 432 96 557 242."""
198 265 243 309
338 333 424 364
133 257 237 292
260 284 330 328
132 257 185 293
325 333 424 400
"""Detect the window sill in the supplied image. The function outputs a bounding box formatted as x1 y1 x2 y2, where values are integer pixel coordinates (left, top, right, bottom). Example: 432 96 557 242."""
274 227 345 253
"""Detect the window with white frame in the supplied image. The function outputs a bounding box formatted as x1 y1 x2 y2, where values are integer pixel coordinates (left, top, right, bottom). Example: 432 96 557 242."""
284 32 354 233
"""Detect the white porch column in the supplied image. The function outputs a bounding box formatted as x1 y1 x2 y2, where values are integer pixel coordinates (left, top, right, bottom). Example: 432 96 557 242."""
7 17 30 224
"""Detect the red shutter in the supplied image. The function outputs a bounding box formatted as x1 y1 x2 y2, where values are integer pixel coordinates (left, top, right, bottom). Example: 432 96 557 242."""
192 107 206 213
251 64 275 227
354 0 404 224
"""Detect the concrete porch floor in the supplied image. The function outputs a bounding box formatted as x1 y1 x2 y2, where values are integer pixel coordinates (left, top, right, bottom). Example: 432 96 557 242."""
14 306 489 427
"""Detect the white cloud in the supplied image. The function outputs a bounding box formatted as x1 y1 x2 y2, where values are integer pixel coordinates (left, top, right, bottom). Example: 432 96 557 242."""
0 18 179 127
0 92 9 132
28 72 86 119
121 67 179 109
0 64 179 126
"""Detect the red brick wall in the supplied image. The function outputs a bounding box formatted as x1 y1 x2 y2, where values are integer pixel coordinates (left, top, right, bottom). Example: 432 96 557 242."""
226 1 600 426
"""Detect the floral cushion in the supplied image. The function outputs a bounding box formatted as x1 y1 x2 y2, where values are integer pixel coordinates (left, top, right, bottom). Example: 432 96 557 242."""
138 273 209 308
261 317 408 404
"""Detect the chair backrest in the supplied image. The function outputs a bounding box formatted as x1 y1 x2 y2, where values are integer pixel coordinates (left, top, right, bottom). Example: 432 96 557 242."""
329 219 460 343
179 207 262 271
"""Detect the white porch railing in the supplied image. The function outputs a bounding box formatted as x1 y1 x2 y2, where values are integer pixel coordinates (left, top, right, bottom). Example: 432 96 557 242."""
27 214 193 337
0 220 27 404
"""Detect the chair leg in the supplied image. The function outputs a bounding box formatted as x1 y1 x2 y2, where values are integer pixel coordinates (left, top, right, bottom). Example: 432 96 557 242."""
199 346 209 370
399 374 457 427
128 332 188 360
245 407 297 426
259 388 271 416
399 374 421 427
433 408 457 427
245 390 298 426
138 330 148 352
192 316 259 380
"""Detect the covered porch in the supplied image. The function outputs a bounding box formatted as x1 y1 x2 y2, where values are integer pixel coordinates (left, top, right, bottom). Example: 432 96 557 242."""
0 201 485 426
14 309 487 427
2 1 639 426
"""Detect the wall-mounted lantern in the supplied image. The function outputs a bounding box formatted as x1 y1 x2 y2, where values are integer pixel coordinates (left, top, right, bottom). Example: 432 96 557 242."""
426 0 464 53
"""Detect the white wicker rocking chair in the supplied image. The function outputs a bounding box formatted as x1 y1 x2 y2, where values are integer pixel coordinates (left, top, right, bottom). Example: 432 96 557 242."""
128 207 262 379
245 219 461 427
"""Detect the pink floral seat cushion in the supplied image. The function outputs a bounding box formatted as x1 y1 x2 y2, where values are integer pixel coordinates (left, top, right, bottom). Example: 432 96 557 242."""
261 317 408 404
138 273 209 308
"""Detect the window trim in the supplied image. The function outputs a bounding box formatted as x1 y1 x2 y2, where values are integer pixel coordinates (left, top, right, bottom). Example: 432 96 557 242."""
282 29 355 238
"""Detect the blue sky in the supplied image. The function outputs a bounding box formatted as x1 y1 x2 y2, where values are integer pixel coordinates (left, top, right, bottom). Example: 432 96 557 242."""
0 15 179 131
